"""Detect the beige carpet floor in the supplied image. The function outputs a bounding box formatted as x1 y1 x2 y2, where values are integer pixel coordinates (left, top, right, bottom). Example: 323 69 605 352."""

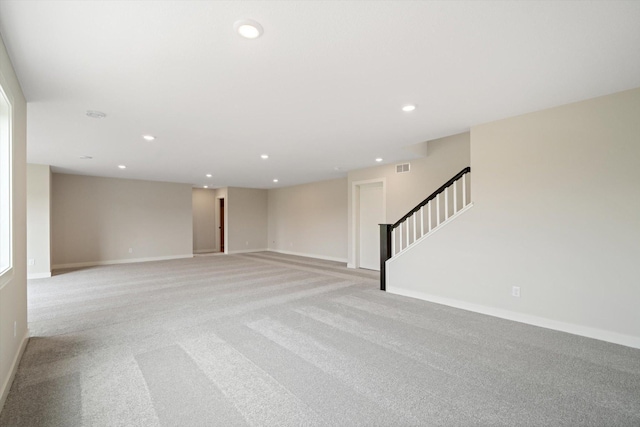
1 252 639 426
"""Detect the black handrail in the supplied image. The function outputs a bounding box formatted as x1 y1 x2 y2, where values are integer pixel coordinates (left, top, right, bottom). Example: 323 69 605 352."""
392 167 470 229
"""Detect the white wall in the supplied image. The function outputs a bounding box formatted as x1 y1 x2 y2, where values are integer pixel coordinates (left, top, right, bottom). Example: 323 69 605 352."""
51 174 193 268
0 35 28 411
227 187 267 253
387 88 640 348
268 178 347 262
347 132 470 267
27 164 51 278
192 188 216 253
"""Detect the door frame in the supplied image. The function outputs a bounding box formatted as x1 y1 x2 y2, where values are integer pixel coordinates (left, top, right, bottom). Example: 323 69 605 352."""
216 196 227 254
350 178 386 269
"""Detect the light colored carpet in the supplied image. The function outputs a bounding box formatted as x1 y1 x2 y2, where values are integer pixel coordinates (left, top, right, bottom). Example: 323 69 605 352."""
1 252 639 426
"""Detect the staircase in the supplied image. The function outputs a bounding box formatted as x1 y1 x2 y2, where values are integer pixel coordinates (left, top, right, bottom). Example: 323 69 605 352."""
379 167 471 290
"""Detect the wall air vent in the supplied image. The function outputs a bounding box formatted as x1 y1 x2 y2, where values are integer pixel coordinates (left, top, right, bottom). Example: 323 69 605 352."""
396 163 410 173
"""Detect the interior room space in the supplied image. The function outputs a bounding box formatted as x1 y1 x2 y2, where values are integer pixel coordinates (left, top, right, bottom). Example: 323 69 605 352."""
1 1 639 425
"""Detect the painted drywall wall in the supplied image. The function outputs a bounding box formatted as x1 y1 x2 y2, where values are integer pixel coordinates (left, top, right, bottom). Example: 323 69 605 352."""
51 174 193 268
192 188 217 253
387 88 640 348
227 187 267 253
27 164 51 278
347 132 470 267
0 35 28 411
268 178 348 262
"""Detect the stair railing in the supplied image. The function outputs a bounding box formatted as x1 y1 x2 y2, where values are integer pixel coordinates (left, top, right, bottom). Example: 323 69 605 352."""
379 167 471 290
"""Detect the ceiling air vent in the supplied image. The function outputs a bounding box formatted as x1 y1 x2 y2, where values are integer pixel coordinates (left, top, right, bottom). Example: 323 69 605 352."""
396 163 410 173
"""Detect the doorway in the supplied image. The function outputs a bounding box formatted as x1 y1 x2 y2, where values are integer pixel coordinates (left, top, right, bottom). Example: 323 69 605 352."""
219 198 225 252
352 179 385 271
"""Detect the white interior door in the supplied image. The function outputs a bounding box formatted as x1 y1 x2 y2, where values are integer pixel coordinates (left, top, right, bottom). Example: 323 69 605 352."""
358 182 384 270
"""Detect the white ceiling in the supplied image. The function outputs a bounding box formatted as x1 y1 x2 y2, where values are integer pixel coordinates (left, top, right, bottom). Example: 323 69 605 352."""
1 1 639 189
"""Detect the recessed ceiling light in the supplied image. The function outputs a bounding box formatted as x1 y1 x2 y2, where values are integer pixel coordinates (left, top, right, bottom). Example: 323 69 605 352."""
79 155 93 160
234 19 263 39
203 185 208 189
260 154 269 159
118 165 126 169
402 105 416 112
142 135 155 141
273 179 278 183
86 110 106 119
206 174 212 178
333 166 341 171
375 158 383 162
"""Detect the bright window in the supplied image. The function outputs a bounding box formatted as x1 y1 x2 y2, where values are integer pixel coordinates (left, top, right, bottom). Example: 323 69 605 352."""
0 84 11 280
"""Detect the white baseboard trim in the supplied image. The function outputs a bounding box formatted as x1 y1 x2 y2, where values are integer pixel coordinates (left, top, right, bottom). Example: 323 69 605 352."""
267 249 348 264
228 248 269 255
52 254 193 270
27 272 52 279
387 287 640 350
0 331 29 412
193 248 217 254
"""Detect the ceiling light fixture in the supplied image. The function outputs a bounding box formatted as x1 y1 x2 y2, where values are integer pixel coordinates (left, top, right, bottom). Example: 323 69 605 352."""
79 155 93 160
234 19 263 39
204 185 209 189
260 154 269 159
142 135 155 141
273 179 278 183
206 174 212 178
375 158 383 162
118 165 126 169
86 110 106 119
402 105 416 112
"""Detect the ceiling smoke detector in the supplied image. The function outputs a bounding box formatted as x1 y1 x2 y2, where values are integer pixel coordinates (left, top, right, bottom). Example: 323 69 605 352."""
86 110 106 119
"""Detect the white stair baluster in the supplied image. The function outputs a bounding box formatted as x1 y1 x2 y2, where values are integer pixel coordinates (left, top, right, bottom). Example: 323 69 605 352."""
413 213 417 243
420 206 424 237
399 223 403 251
453 179 458 213
391 227 396 256
405 219 409 248
436 194 441 225
445 186 449 219
428 201 432 232
463 173 467 206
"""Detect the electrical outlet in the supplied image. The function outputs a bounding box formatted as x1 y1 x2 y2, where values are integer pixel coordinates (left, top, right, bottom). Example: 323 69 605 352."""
128 248 133 254
27 259 35 266
512 286 521 298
